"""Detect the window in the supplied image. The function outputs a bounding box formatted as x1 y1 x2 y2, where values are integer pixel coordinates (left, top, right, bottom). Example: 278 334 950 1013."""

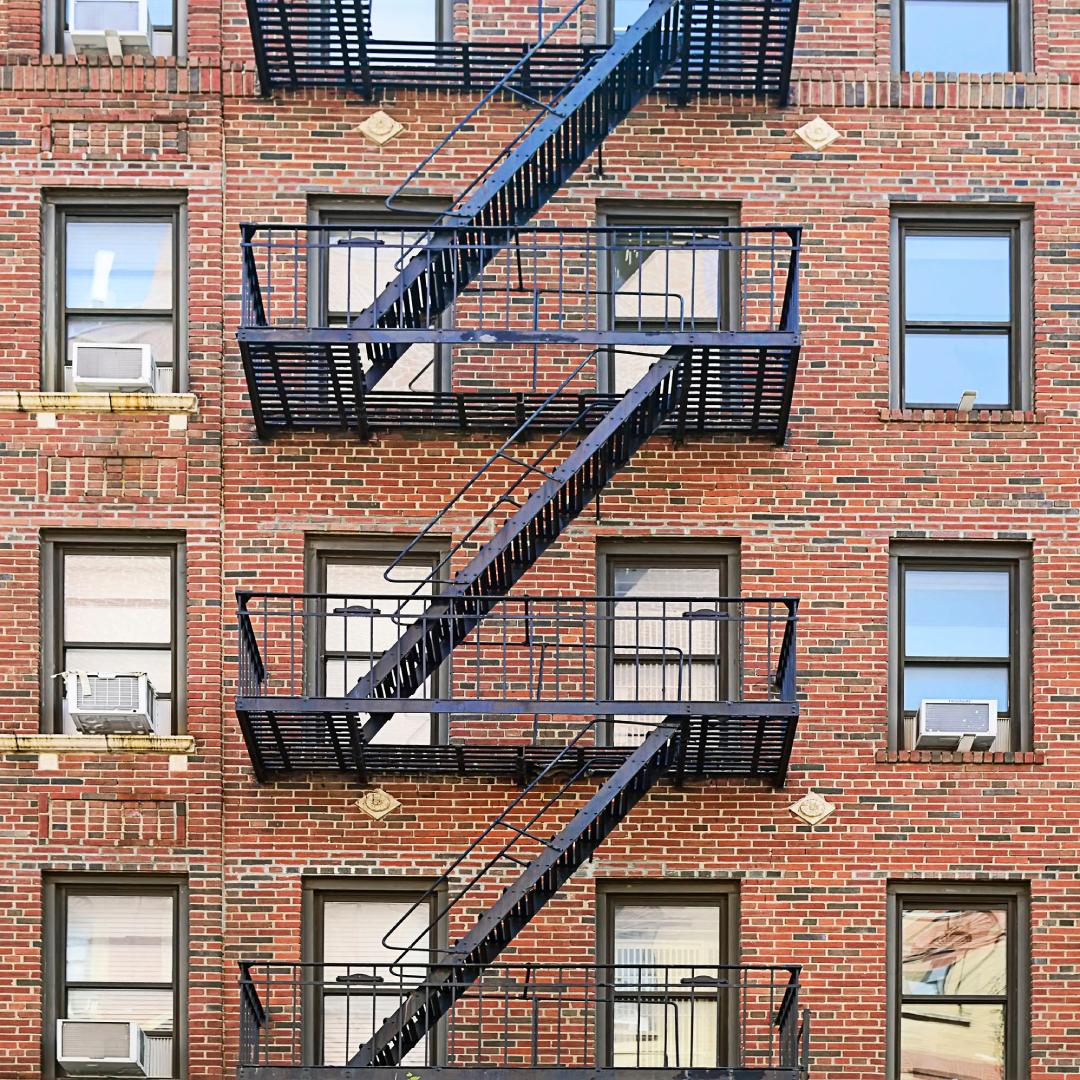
599 884 738 1068
601 546 737 746
598 0 652 42
600 204 738 394
42 534 185 735
891 543 1031 752
45 877 187 1080
895 0 1029 73
306 538 444 744
368 0 449 40
46 1 185 61
311 202 450 395
892 209 1031 410
888 883 1029 1080
305 882 441 1067
43 196 186 393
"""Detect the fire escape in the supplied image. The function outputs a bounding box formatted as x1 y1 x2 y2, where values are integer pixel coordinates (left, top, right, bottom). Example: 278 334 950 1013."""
236 1 808 1077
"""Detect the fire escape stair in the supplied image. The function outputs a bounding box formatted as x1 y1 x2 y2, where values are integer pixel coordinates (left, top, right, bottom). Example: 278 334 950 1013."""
353 0 687 389
347 349 688 741
348 718 686 1067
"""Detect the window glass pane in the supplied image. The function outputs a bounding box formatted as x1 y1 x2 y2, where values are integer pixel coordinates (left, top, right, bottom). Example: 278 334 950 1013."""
903 0 1011 73
903 332 1010 407
327 227 429 315
612 564 724 598
66 988 175 1032
608 345 671 395
903 664 1008 712
900 1003 1005 1080
905 569 1010 657
612 903 721 971
611 0 651 35
64 648 173 694
369 0 438 39
66 316 174 390
64 553 172 644
322 898 431 977
147 0 174 28
902 907 1008 997
612 999 719 1068
66 221 173 310
905 234 1011 323
322 995 427 1066
66 893 174 982
611 231 722 324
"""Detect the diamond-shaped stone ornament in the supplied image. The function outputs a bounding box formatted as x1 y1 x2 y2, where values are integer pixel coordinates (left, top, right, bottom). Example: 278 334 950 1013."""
788 791 836 826
355 788 402 821
794 116 841 152
359 110 404 145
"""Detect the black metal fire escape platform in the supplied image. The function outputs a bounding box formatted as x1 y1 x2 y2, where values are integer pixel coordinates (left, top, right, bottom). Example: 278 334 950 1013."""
238 224 801 442
245 0 800 100
236 590 799 786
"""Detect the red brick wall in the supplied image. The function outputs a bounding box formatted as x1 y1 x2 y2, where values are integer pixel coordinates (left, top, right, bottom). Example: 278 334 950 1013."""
1 2 1079 1078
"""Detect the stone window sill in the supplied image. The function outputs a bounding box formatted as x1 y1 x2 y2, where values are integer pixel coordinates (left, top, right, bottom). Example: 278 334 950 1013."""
879 408 1036 425
876 748 1043 766
0 733 196 755
0 392 197 426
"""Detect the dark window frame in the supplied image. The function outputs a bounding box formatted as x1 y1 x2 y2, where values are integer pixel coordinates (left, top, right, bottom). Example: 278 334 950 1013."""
301 877 446 1068
595 541 740 746
43 874 189 1080
888 541 1032 752
597 202 741 395
43 0 187 57
886 881 1030 1080
304 535 448 743
42 192 189 394
891 0 1032 73
889 206 1033 411
40 531 187 735
596 881 740 1068
307 198 452 395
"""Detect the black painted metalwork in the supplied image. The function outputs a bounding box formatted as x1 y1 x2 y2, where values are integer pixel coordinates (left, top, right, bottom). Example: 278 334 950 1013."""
350 720 687 1065
237 223 801 438
244 0 800 100
235 590 799 784
238 959 809 1076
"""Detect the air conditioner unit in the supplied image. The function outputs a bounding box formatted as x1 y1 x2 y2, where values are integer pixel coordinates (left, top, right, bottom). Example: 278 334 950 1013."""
72 343 156 393
64 672 155 735
68 0 150 54
915 699 997 751
56 1019 149 1076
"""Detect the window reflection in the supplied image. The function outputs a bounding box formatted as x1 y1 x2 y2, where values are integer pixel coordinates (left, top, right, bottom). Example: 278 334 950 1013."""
902 0 1011 73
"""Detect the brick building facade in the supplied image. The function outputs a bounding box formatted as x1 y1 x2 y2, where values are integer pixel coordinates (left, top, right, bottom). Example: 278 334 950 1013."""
0 0 1077 1078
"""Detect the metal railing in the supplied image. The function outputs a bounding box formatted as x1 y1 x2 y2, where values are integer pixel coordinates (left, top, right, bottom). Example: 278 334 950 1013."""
238 224 801 345
238 961 808 1073
236 593 797 713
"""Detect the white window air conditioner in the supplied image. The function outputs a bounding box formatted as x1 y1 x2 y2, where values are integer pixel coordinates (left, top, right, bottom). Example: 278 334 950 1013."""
72 343 156 394
915 699 997 751
56 1019 150 1076
68 0 151 55
64 672 155 735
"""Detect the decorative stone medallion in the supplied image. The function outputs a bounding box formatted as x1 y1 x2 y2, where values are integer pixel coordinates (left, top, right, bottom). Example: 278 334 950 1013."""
794 116 841 152
359 110 405 145
355 788 402 821
788 791 836 826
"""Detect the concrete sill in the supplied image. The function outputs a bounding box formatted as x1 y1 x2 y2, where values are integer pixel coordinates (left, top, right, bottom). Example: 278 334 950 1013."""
0 391 198 415
0 733 196 755
876 748 1043 766
878 407 1037 425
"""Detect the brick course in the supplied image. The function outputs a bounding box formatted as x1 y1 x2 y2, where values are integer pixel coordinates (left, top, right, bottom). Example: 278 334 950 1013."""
0 0 1078 1077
